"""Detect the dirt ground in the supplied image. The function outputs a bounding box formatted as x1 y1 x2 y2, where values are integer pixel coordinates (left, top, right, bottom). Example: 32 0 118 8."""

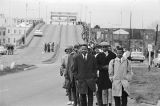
130 66 160 105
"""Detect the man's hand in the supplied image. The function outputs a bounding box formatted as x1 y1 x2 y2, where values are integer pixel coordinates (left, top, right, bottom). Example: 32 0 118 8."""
109 77 113 83
97 70 99 77
102 65 108 69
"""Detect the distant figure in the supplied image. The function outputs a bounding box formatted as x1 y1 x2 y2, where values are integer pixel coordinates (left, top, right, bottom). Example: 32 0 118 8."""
11 45 14 55
7 45 11 55
22 37 25 45
51 42 54 52
44 43 47 53
47 43 50 52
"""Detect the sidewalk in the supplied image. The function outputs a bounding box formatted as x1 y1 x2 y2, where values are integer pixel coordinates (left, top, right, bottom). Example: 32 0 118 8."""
93 97 156 106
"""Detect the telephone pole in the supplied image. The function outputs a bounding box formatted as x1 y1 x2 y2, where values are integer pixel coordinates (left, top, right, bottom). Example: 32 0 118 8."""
129 11 132 50
39 2 40 19
155 24 159 58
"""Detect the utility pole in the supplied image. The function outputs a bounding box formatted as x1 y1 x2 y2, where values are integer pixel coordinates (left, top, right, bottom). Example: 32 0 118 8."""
129 11 132 51
39 2 40 19
85 6 87 23
121 8 122 27
155 24 158 58
46 5 47 24
89 11 91 42
24 0 28 45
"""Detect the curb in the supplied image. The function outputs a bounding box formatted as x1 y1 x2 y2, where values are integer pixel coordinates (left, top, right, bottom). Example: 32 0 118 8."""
23 66 37 71
128 97 156 106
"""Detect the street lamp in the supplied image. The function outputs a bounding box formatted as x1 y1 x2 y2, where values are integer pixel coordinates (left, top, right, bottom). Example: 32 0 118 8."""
89 11 92 42
24 0 28 45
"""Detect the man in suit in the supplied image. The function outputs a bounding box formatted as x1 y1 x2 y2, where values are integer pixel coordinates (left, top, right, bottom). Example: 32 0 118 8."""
73 45 97 106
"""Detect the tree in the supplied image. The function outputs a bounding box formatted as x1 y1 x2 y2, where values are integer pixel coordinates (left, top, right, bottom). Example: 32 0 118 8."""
94 25 100 29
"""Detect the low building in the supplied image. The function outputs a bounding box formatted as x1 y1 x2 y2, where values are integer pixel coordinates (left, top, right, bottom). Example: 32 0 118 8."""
112 29 129 49
5 26 29 46
0 27 6 45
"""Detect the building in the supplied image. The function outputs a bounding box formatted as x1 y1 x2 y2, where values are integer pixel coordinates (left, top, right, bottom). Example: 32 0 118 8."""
112 29 129 49
0 27 6 45
0 14 6 26
91 27 156 53
0 14 43 46
91 28 112 44
5 26 28 46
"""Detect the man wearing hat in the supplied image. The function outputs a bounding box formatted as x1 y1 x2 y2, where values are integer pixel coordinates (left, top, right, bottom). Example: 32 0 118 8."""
96 45 116 106
60 46 74 105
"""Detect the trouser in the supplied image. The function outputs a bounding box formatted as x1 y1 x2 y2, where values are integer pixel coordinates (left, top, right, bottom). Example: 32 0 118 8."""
66 88 72 101
80 87 93 106
114 87 128 106
96 87 103 106
102 88 112 105
72 79 80 106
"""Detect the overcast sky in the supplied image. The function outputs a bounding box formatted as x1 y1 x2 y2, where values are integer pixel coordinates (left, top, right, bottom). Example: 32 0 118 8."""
0 0 160 29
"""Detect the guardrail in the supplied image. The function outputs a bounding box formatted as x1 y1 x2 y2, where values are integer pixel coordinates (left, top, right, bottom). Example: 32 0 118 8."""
16 22 45 48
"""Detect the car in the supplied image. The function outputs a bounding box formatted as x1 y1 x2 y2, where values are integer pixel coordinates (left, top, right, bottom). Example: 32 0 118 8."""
131 52 145 62
152 54 160 68
34 30 43 36
0 46 7 55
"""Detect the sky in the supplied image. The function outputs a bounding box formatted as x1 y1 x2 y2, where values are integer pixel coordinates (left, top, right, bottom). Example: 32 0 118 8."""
0 0 160 29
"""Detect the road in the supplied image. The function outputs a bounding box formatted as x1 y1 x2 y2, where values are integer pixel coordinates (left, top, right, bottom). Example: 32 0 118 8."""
0 24 85 106
0 24 154 106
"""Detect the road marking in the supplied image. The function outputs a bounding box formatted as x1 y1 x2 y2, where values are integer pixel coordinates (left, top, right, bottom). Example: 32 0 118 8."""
0 89 9 93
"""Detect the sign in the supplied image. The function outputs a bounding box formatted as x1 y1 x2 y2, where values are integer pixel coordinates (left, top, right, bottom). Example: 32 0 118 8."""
50 12 77 23
148 44 152 51
14 18 43 25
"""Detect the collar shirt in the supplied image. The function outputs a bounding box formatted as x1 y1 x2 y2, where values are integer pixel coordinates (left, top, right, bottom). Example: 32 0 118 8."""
104 51 109 57
116 57 124 63
82 53 88 60
95 53 98 58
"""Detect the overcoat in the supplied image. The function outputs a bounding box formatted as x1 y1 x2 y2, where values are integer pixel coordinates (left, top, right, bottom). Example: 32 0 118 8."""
66 52 77 83
96 52 112 89
73 53 97 94
109 57 133 96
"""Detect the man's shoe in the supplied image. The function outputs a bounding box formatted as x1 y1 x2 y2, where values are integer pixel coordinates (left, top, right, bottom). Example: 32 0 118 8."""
108 103 112 106
71 101 74 105
67 101 72 105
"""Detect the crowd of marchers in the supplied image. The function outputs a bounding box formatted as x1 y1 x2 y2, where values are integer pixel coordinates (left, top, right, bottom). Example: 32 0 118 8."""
60 43 133 106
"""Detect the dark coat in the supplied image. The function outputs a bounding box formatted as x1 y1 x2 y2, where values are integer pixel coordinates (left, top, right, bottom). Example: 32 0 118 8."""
96 51 116 89
73 53 97 94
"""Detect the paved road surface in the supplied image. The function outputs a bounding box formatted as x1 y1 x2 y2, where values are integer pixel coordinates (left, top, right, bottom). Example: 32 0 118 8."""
0 24 156 106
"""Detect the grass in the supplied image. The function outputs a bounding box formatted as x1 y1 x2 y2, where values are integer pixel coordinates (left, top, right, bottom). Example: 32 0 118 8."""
130 66 160 105
0 64 35 76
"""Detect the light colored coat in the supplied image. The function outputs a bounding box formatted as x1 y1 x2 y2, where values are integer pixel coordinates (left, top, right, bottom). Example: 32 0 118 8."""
109 57 133 97
61 54 69 77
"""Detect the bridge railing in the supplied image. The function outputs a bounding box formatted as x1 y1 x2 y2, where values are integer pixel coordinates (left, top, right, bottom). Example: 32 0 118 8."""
16 21 45 47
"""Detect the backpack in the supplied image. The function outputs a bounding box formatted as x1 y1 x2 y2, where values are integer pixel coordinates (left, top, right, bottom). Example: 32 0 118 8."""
112 58 129 73
112 59 133 80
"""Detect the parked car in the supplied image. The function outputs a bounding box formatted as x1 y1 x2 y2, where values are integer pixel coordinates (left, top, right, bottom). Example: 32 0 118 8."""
0 46 7 55
34 30 43 36
131 52 145 62
152 54 160 68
